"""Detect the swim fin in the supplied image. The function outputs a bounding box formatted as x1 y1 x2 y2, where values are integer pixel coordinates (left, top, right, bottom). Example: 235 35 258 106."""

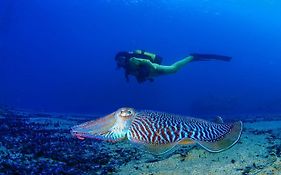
190 53 232 62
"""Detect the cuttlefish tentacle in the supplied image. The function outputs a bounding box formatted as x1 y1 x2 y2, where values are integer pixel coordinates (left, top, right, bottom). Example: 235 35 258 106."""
71 108 242 155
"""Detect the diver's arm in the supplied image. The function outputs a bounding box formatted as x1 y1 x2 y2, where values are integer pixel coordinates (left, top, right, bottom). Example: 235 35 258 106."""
153 56 194 74
130 57 156 69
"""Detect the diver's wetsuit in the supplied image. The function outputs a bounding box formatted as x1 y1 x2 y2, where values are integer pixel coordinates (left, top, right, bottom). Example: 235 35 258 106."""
115 50 231 83
116 50 163 83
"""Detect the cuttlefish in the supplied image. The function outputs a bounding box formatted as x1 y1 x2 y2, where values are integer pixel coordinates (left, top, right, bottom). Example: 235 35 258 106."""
71 108 242 155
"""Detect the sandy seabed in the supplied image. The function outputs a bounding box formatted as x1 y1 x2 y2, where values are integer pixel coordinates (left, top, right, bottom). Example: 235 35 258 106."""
0 108 280 175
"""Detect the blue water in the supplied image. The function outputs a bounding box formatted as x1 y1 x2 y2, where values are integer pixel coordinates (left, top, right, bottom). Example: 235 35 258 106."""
1 0 281 116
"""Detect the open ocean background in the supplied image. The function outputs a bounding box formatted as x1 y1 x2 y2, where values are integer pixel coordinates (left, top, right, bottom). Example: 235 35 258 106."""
1 0 281 116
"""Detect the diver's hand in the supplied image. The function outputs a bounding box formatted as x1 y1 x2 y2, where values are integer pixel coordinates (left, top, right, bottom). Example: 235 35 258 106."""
131 57 157 69
130 57 149 65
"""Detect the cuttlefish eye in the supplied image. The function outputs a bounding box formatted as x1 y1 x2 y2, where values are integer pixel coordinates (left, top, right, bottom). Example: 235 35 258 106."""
119 108 134 118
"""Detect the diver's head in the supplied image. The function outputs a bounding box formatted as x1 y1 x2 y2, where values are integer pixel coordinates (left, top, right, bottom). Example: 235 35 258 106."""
115 51 130 68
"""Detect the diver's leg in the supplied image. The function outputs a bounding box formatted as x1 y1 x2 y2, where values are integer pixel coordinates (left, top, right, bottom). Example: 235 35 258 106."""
153 56 194 75
170 56 194 70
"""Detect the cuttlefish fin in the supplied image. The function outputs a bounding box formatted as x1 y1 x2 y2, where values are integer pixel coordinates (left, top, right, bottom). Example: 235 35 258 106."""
145 143 178 155
130 140 178 155
197 121 242 152
131 138 194 155
178 138 195 145
214 116 224 124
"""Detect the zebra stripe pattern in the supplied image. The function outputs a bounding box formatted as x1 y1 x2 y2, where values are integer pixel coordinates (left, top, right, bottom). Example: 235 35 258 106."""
128 110 232 145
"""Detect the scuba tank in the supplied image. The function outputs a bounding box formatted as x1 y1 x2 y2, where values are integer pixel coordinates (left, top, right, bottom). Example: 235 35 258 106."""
131 50 163 64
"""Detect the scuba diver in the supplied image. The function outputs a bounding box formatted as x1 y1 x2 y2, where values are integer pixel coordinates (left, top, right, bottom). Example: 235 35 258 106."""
115 50 232 83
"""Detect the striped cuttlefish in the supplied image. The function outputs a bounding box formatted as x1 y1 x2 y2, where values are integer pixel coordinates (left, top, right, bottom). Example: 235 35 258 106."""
71 108 242 155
